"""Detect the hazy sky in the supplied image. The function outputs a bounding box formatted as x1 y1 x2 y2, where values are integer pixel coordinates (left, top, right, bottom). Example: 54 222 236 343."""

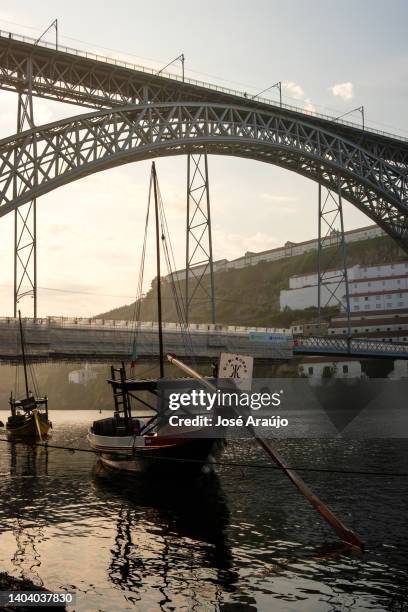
0 0 407 318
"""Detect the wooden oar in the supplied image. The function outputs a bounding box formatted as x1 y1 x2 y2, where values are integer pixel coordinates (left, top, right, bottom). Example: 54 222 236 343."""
166 354 364 553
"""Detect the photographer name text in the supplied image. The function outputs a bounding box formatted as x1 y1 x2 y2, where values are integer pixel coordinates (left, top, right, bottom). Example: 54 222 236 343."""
167 390 288 428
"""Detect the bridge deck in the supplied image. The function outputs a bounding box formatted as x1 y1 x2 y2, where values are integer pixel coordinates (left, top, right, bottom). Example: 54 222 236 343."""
1 318 408 363
0 28 407 156
0 317 293 363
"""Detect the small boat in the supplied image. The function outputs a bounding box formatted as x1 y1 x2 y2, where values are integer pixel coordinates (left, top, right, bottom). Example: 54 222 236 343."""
6 311 51 440
88 162 223 475
87 365 223 475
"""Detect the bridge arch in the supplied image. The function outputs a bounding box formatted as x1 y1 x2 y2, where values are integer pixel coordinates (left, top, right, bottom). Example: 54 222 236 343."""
0 102 407 250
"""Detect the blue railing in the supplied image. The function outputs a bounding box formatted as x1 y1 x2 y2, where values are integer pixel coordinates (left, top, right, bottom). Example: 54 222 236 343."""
294 336 408 358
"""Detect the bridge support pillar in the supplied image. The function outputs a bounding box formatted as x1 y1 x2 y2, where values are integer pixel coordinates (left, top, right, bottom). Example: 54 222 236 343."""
317 182 351 335
13 57 37 318
185 152 216 324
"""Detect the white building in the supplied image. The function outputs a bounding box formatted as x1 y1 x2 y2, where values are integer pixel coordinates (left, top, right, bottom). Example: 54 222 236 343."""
388 360 408 379
168 259 228 283
281 281 346 310
298 358 362 381
166 224 385 282
280 261 408 313
68 364 98 385
328 309 408 341
348 263 408 313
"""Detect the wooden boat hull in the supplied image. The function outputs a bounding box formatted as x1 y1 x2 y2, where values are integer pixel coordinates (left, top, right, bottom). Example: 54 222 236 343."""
6 413 51 439
88 429 224 476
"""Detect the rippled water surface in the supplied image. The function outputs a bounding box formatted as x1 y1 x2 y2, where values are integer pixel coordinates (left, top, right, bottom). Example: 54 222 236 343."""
0 410 407 611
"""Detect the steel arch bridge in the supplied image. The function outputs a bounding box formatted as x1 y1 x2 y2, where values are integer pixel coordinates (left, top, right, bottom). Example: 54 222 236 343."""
0 102 408 248
1 30 408 322
1 31 408 168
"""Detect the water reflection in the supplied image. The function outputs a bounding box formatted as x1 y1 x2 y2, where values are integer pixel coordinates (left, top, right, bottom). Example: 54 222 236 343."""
9 440 49 476
7 444 49 587
0 416 407 611
93 464 238 609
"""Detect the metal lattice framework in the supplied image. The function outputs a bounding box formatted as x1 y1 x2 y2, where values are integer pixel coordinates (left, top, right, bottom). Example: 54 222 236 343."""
185 153 215 324
0 103 408 252
294 335 408 359
0 33 408 169
14 57 37 317
317 183 350 333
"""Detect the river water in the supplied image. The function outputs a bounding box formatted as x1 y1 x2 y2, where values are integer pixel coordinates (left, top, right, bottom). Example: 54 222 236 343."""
0 410 407 611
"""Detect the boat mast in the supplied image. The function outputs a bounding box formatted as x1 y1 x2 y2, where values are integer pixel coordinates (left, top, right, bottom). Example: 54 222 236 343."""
18 310 30 399
152 162 165 378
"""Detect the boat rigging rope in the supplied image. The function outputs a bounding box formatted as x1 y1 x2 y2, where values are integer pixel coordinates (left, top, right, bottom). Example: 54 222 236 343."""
14 364 19 399
127 165 199 372
28 360 40 397
129 172 153 366
13 319 41 399
155 177 196 363
0 437 407 478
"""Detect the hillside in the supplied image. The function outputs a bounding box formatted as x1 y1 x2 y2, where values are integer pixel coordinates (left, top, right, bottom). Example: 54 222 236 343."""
98 235 406 327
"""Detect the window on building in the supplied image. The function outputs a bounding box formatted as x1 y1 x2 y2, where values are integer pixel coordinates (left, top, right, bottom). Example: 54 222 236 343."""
308 367 313 375
376 295 381 300
368 282 371 287
342 365 349 374
387 303 392 308
376 304 381 309
399 302 404 307
354 306 360 311
365 296 368 301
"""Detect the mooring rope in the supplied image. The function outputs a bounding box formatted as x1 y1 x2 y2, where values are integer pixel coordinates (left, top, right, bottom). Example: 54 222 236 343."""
0 437 407 477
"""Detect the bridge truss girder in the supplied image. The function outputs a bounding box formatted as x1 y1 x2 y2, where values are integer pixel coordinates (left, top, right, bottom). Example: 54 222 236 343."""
317 183 350 333
185 152 215 324
0 34 407 169
0 103 407 253
13 58 37 317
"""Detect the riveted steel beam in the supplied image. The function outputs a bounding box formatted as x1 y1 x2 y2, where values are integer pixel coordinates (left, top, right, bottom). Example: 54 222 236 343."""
13 57 37 317
0 34 407 168
0 103 407 252
317 183 350 334
185 152 215 324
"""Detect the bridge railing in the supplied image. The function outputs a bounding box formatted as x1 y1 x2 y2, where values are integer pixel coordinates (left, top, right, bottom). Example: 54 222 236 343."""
294 335 408 356
0 316 291 337
1 30 406 144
